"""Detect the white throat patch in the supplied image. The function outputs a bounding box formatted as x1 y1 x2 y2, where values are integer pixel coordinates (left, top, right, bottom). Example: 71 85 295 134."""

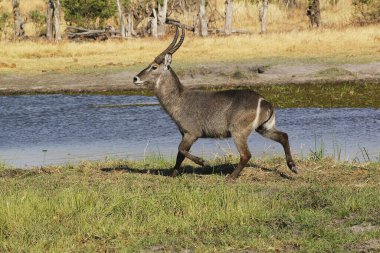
155 76 162 88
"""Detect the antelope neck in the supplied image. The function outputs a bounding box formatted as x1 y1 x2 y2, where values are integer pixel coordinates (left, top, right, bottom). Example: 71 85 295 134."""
154 67 184 118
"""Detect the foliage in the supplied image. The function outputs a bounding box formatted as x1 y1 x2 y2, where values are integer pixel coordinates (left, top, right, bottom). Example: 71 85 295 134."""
0 11 11 36
61 0 117 28
352 0 380 24
28 10 46 32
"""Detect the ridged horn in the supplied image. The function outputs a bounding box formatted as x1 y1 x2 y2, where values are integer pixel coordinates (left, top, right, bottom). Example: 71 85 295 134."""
168 27 185 55
154 26 179 63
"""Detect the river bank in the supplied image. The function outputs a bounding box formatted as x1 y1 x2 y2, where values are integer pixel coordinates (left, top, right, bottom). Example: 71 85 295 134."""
0 62 380 108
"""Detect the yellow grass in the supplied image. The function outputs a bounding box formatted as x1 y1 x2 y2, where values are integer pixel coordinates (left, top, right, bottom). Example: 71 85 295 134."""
0 25 379 74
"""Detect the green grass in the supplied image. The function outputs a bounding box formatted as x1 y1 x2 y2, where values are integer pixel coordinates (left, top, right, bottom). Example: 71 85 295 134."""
315 67 355 78
1 156 379 252
3 81 378 109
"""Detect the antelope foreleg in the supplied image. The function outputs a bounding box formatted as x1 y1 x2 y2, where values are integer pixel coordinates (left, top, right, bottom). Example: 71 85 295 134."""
173 134 208 176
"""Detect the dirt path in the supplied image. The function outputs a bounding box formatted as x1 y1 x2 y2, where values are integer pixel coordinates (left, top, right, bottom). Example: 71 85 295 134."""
0 61 379 94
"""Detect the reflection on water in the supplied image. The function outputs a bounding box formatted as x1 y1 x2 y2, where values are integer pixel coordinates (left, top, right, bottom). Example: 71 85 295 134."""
0 95 379 168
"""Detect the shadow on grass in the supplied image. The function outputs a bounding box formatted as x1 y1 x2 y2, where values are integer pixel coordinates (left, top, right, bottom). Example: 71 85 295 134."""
101 163 294 180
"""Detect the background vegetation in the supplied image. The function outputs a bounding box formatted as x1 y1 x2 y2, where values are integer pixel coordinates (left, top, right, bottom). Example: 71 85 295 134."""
0 0 379 39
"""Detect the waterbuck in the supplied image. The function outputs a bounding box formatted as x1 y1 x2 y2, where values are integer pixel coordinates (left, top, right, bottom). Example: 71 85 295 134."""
133 25 298 180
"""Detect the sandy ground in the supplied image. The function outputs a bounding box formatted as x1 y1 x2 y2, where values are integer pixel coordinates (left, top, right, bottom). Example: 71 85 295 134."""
0 61 379 94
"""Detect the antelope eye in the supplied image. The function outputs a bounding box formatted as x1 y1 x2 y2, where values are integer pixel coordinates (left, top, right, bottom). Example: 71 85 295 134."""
151 65 158 70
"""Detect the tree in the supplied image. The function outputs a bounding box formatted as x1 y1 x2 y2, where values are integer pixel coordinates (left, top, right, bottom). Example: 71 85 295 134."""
260 0 268 33
283 0 297 9
47 0 62 41
352 0 380 25
198 0 208 37
151 8 158 38
61 0 116 28
157 0 168 37
0 10 11 39
115 0 127 37
306 0 321 27
12 0 25 39
224 0 233 35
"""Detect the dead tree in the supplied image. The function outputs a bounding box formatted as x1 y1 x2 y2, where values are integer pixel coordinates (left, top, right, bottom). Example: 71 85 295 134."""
157 0 168 37
66 26 119 40
47 0 61 41
224 0 233 35
151 8 158 38
12 0 25 39
283 0 297 9
198 0 208 37
306 0 321 27
126 12 134 37
116 0 127 38
260 0 268 33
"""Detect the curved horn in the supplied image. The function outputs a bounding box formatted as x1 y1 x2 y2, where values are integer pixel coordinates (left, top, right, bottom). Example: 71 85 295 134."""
154 26 179 63
168 27 185 55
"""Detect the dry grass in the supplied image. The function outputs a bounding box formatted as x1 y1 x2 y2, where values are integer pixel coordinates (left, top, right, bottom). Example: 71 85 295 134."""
0 25 379 74
0 0 378 74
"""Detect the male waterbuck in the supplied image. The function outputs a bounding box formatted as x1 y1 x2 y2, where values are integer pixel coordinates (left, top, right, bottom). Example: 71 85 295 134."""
133 25 298 180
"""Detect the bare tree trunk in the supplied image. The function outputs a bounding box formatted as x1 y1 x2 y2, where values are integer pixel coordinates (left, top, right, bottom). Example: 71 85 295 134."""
47 0 61 41
307 0 321 28
115 0 126 38
126 12 133 38
224 0 233 35
151 8 158 38
53 0 61 40
12 0 25 39
198 0 208 37
157 0 168 37
47 0 53 40
261 0 268 33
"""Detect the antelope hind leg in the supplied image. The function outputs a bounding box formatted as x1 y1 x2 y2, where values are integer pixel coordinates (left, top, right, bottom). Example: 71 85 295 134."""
257 127 298 174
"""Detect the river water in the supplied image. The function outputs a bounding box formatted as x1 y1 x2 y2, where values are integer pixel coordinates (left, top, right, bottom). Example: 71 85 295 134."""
0 95 379 168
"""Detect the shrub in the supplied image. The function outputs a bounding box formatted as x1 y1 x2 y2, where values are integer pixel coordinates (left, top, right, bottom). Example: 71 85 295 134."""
61 0 116 28
29 9 46 33
352 0 380 25
0 11 11 37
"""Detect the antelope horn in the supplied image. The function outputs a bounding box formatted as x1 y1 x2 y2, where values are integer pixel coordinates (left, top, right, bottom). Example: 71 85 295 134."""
154 26 179 64
168 27 185 55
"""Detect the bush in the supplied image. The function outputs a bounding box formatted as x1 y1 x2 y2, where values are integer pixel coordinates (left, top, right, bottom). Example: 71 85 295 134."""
61 0 116 28
29 10 46 33
352 0 380 25
0 11 11 34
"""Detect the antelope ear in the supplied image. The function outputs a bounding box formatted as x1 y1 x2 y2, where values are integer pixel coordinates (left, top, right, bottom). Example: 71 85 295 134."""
164 54 172 69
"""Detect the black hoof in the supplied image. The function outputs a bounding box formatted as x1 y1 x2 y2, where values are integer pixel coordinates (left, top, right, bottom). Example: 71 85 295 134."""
290 166 298 174
226 174 238 182
202 161 211 168
287 162 298 174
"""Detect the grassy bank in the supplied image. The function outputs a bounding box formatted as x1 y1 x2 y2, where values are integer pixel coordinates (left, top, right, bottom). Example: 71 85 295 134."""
1 156 379 252
1 25 379 74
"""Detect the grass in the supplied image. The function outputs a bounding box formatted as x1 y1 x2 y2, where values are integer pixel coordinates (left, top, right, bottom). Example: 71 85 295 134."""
0 155 379 252
0 25 379 74
242 81 380 108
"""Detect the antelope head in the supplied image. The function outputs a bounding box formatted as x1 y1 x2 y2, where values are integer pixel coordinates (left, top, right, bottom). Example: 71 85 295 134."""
133 26 185 88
